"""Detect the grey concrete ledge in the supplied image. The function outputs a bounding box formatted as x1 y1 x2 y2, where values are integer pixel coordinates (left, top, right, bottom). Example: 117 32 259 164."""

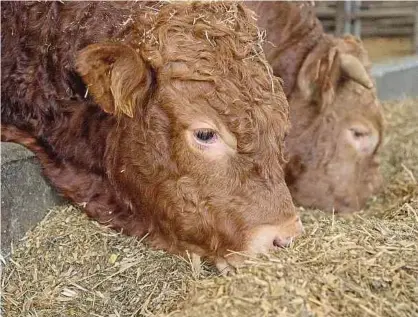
371 55 418 101
1 143 65 257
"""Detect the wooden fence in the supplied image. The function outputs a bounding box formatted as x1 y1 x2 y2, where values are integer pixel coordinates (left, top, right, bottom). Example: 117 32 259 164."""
314 1 418 53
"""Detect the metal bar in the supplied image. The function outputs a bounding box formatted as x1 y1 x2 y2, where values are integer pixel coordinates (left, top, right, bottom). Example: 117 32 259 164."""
353 0 362 37
344 0 352 34
414 3 418 53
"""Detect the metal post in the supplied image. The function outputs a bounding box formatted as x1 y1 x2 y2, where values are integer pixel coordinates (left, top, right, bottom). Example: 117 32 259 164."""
414 3 418 54
335 1 348 36
344 0 352 35
353 0 362 38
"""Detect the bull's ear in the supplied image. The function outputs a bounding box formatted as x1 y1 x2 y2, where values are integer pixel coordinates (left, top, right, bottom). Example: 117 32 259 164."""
297 45 342 112
339 53 373 89
75 43 152 118
297 43 373 112
338 35 374 89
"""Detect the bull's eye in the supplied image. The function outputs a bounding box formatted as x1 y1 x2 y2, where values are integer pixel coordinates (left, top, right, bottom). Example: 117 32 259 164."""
350 128 367 138
353 131 363 138
193 129 217 144
187 123 235 157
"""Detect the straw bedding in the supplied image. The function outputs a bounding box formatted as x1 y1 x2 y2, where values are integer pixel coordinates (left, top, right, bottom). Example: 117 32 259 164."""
2 98 417 317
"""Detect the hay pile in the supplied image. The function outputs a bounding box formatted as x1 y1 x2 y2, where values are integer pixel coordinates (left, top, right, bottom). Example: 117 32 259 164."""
165 211 417 317
2 99 417 317
1 205 215 316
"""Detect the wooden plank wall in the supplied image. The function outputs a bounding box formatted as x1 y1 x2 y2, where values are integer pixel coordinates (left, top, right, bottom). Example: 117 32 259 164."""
314 1 418 53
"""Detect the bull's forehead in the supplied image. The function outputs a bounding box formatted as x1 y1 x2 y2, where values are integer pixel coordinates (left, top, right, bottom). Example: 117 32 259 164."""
148 3 290 153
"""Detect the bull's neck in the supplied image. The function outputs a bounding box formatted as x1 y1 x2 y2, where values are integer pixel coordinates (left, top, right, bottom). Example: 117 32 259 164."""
249 2 324 97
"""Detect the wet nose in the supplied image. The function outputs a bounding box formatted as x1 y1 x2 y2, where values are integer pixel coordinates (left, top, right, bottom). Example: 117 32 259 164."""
273 217 304 248
247 216 304 255
273 236 293 248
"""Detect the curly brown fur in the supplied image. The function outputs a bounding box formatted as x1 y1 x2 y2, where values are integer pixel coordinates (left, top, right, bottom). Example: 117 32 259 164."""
1 1 302 269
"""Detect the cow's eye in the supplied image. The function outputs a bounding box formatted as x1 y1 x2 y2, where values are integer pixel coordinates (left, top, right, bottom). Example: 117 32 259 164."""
350 128 367 138
194 129 217 143
353 131 363 138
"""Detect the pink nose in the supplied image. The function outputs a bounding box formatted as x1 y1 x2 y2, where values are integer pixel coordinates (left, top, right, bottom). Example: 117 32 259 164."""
273 217 304 248
273 237 293 248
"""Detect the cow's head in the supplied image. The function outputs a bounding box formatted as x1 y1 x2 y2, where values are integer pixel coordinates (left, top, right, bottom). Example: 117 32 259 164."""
75 2 302 270
286 35 384 213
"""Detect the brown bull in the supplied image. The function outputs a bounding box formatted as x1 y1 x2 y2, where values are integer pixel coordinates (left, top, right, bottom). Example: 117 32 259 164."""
1 1 303 272
245 1 384 213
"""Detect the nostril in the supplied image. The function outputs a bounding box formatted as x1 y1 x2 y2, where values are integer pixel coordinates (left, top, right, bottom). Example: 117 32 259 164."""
273 238 281 248
273 237 292 248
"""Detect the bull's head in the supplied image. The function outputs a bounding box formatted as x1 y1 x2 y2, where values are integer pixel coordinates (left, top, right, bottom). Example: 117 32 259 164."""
286 35 384 213
75 2 303 272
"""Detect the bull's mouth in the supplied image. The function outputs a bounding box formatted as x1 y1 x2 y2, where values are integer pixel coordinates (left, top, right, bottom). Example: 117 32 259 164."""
213 235 298 276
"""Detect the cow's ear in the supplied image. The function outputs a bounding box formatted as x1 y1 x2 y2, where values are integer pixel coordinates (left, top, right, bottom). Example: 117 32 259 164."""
297 43 373 112
296 45 342 112
76 43 152 118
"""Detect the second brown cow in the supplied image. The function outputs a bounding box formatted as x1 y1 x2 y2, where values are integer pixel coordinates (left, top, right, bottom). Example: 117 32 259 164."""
246 1 384 213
